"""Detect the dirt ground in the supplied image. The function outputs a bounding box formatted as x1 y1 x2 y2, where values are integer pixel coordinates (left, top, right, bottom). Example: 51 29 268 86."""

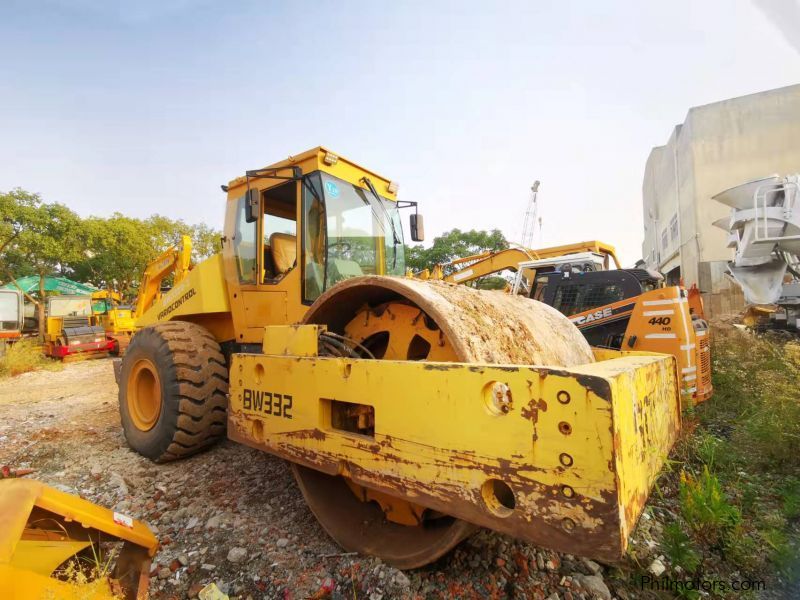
1 359 653 600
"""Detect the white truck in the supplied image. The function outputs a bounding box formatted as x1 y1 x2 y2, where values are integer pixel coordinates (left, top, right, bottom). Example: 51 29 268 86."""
0 288 24 356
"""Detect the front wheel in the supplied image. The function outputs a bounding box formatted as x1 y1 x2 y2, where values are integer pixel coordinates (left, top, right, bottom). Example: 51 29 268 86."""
119 321 228 462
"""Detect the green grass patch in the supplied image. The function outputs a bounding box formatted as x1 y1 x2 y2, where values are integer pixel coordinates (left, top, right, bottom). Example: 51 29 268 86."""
680 466 740 543
630 327 800 597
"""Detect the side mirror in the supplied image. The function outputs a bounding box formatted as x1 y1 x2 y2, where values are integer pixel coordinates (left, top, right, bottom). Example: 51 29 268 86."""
245 188 260 223
410 213 425 242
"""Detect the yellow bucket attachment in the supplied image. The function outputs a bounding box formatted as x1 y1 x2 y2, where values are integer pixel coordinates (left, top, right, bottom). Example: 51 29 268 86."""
0 479 158 600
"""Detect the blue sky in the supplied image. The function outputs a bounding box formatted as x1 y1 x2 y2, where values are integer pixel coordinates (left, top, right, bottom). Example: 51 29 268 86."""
1 0 798 264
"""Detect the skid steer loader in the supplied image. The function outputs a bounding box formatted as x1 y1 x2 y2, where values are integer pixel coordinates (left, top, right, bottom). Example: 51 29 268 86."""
521 266 712 404
117 147 681 568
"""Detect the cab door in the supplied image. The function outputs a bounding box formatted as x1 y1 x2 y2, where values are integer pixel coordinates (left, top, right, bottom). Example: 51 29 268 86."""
223 181 305 344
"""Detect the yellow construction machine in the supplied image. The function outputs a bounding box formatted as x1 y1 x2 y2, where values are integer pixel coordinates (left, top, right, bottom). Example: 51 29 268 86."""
117 147 681 568
132 234 193 320
91 290 136 355
414 240 621 286
43 295 114 360
0 476 158 599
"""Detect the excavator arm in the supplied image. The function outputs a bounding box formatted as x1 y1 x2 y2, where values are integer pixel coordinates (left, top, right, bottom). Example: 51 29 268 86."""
133 235 192 319
418 241 622 288
443 247 538 285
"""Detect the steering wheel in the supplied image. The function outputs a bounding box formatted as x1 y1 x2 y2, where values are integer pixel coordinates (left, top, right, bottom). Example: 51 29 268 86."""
329 240 351 254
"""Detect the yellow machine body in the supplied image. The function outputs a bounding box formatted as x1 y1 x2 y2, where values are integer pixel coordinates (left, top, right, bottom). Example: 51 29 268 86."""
43 295 111 360
133 235 194 321
568 286 713 403
92 291 136 336
0 479 158 599
121 147 682 566
228 325 680 561
92 290 137 354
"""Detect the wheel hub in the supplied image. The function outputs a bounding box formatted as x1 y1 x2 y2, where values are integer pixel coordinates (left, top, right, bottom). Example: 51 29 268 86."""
127 358 162 431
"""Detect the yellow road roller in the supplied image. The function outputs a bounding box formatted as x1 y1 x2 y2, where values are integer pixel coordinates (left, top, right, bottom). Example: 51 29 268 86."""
117 147 681 568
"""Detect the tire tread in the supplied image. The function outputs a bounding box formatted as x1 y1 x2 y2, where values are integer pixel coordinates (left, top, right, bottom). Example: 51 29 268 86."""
120 320 228 462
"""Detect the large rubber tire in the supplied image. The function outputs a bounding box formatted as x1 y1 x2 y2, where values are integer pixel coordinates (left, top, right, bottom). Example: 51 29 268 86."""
119 321 228 462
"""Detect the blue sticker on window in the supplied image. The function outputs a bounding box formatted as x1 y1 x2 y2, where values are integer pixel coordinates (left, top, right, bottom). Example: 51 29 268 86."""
325 180 340 198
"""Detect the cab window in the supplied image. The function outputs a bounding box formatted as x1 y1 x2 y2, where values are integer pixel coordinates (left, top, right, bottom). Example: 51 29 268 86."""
582 283 624 310
531 275 549 301
299 172 406 303
302 175 326 302
553 282 624 316
553 285 581 315
234 196 258 284
262 182 298 283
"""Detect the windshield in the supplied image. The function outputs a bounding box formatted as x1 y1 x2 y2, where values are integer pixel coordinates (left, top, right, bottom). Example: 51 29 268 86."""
92 299 111 314
48 296 92 318
302 172 405 301
0 292 21 329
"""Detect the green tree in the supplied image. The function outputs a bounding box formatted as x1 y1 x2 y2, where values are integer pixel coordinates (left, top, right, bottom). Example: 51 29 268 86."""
0 189 40 277
145 216 219 262
72 215 220 298
189 222 221 260
71 214 157 295
0 190 83 336
2 188 221 325
406 228 510 289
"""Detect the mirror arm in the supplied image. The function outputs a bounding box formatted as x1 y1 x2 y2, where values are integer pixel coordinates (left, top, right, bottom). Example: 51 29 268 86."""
396 200 418 215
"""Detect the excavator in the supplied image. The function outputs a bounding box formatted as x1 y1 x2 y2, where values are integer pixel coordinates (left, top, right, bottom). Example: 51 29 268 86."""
116 147 682 568
419 242 712 404
414 240 621 286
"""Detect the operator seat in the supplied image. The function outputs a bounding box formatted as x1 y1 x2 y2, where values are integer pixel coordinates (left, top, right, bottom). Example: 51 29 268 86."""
269 233 297 275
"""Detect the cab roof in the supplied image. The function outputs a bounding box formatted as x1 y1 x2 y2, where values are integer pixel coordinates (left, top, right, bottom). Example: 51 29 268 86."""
225 146 399 201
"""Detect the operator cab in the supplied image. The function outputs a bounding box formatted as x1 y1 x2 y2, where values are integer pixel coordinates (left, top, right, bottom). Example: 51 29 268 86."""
223 148 422 342
530 269 664 347
530 268 663 311
48 295 93 320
